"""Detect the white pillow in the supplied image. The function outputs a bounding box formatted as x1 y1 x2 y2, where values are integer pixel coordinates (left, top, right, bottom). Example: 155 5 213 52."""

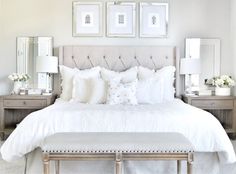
72 76 107 104
138 66 155 80
137 78 164 104
106 79 138 105
101 67 138 83
88 78 107 104
60 66 101 101
59 65 77 101
155 66 176 101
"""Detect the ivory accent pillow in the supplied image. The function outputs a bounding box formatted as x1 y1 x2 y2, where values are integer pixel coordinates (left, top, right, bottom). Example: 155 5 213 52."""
107 79 138 105
101 67 138 83
59 65 77 101
59 65 101 101
72 76 107 104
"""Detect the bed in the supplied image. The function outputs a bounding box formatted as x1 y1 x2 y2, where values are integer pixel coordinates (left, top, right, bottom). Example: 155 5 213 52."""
1 46 236 174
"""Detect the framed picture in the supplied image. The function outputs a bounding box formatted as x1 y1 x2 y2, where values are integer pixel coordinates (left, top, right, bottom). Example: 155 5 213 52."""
107 2 136 37
140 2 169 38
73 2 103 37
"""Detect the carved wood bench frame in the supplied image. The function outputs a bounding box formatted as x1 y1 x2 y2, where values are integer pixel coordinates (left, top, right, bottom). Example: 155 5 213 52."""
43 151 194 174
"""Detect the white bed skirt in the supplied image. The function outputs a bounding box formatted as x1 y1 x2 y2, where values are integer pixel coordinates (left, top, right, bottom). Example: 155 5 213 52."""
25 148 236 174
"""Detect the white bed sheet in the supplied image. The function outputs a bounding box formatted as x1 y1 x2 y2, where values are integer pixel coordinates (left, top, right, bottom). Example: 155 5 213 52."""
1 99 235 164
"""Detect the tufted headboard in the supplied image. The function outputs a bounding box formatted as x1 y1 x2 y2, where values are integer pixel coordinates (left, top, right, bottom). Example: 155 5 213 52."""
58 45 180 96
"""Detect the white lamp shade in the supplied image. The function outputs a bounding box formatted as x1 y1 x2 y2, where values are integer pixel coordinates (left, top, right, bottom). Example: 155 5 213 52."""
36 56 58 73
180 58 201 75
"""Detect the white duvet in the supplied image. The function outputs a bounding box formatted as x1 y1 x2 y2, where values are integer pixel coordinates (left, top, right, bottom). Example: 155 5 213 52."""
1 99 235 163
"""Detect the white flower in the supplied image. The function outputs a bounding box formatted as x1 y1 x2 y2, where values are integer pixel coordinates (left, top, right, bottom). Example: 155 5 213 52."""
215 79 224 87
8 73 30 82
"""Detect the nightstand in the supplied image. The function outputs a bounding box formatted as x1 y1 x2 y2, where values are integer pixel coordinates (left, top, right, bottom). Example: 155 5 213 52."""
183 95 236 133
0 94 57 140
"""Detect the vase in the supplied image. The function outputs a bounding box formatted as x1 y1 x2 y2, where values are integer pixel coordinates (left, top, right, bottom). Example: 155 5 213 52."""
215 87 231 96
12 81 22 94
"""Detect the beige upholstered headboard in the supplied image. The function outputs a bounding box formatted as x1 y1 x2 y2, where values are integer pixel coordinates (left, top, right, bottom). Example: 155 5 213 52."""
58 45 180 96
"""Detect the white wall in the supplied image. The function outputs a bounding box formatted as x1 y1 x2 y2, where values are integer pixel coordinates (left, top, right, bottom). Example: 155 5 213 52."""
231 0 236 90
0 0 233 94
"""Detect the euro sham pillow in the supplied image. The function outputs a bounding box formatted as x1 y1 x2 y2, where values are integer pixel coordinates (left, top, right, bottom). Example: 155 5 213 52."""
154 66 176 101
106 79 138 105
101 67 138 83
137 66 155 80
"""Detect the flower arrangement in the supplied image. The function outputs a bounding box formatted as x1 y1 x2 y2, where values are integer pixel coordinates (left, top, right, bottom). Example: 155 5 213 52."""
8 73 30 82
205 75 235 88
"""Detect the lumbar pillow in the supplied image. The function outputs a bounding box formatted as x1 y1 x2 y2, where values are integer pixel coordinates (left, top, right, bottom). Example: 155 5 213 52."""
101 67 138 83
106 79 138 105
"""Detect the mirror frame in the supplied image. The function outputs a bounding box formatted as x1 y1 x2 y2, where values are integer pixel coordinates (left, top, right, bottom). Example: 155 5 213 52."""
185 38 221 90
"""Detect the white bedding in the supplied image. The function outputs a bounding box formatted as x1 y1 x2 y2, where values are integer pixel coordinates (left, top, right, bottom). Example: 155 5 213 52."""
1 99 235 164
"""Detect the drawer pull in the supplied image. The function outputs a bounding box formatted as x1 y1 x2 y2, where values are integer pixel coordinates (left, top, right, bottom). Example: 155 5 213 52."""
23 101 26 105
210 102 215 106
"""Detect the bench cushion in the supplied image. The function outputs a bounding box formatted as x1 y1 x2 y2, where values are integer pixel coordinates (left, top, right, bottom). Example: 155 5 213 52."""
41 132 194 153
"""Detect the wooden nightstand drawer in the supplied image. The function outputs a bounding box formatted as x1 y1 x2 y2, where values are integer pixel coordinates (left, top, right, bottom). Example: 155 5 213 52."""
3 99 47 108
191 99 233 109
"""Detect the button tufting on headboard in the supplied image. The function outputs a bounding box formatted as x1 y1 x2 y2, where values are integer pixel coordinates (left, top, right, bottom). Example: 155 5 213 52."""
58 45 181 96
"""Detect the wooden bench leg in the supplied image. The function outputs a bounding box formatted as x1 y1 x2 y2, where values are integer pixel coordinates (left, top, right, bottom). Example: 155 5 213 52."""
187 161 192 174
55 160 60 174
187 153 194 174
43 153 50 174
115 153 122 174
177 160 181 174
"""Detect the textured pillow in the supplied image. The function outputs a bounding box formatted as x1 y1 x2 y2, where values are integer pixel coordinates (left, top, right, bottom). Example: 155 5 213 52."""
71 77 107 104
59 65 77 101
138 66 155 80
101 67 138 83
107 79 138 105
60 66 101 101
137 78 164 104
88 78 107 104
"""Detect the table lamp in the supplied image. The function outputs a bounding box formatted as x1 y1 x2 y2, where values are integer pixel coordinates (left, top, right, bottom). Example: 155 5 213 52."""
180 58 201 95
36 56 58 95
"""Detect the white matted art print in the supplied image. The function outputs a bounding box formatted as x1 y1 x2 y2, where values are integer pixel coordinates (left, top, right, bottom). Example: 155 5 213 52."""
107 2 136 37
73 2 103 36
140 3 168 38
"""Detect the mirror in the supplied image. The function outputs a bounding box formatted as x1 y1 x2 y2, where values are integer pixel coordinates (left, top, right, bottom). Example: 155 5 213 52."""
185 38 221 91
17 37 53 89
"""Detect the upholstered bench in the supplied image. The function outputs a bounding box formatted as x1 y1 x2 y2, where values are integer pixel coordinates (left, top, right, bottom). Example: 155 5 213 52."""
41 132 194 174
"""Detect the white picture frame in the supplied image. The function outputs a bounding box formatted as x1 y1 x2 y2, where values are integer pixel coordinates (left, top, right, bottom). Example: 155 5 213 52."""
73 1 103 37
107 2 136 37
140 2 168 38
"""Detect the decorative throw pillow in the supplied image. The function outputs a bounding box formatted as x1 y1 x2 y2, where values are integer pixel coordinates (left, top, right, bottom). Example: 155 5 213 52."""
101 67 138 83
136 77 164 104
59 65 77 101
60 65 101 101
106 79 138 105
71 77 107 104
